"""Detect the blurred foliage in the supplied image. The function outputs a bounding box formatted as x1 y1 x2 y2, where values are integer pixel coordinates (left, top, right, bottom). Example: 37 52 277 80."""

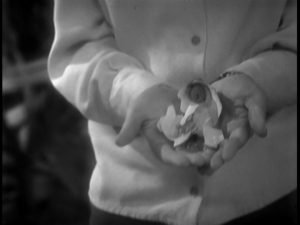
3 0 54 61
23 85 95 225
2 1 297 225
3 0 95 225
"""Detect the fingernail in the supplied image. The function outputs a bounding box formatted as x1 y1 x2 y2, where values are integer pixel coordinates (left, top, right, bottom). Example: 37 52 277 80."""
259 127 268 138
115 138 124 147
221 142 233 161
212 161 223 170
211 156 224 170
260 127 268 138
222 149 234 161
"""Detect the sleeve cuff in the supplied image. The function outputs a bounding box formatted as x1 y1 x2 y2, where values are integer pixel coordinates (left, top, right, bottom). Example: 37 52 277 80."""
109 67 161 119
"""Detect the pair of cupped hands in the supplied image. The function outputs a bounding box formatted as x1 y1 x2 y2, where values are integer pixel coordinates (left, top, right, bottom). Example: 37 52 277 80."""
115 73 268 172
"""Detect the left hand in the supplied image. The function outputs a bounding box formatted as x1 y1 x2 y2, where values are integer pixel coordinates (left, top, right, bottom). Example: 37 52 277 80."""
115 84 192 167
209 73 268 171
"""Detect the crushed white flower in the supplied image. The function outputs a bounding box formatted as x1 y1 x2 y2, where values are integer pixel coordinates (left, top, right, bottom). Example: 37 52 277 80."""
157 80 225 151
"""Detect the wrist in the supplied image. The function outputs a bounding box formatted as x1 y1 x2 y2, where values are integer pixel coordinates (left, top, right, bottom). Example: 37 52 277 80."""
217 70 264 95
218 70 271 116
110 68 160 118
218 71 250 80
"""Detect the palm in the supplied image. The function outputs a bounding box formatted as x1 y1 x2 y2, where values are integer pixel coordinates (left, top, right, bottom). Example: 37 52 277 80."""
208 74 267 170
217 94 249 138
142 119 193 166
116 84 194 167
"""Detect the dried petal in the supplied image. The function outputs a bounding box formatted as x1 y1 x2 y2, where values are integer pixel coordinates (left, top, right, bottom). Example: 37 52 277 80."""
193 108 210 136
178 88 194 113
158 80 224 154
180 104 198 125
209 86 222 117
203 120 224 148
174 132 192 147
157 105 182 140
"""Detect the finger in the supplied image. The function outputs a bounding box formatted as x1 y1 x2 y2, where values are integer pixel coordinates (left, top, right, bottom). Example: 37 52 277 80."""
144 127 190 166
245 96 267 137
210 150 224 170
176 143 207 167
161 145 191 166
202 147 216 163
181 151 206 167
115 110 144 146
227 117 247 134
234 104 248 119
221 124 250 162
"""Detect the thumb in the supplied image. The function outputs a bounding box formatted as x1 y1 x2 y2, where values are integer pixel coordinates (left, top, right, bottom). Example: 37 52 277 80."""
245 95 267 137
115 110 144 146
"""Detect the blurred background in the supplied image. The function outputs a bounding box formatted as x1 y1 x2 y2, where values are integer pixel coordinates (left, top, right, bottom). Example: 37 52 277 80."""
2 1 297 225
3 1 95 224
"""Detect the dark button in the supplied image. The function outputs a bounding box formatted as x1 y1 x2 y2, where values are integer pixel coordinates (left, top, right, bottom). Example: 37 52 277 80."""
191 35 201 46
189 186 199 196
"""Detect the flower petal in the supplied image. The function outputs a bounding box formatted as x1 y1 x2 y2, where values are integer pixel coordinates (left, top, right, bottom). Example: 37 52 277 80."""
157 105 182 140
203 120 224 148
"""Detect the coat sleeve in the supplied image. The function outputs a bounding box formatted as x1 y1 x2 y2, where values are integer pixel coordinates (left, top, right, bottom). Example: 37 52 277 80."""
224 0 297 115
47 0 160 126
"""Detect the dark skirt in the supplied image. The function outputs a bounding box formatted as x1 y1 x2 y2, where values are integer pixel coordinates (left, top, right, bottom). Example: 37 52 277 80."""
90 189 297 225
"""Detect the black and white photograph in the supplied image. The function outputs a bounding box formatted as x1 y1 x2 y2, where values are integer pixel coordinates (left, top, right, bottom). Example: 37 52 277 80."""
3 0 297 225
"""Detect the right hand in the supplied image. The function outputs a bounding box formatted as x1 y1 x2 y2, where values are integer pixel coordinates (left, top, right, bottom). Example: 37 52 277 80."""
209 73 268 171
115 84 194 167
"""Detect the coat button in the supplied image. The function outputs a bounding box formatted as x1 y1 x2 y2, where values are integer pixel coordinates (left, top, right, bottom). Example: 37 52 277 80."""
189 186 199 196
191 35 201 46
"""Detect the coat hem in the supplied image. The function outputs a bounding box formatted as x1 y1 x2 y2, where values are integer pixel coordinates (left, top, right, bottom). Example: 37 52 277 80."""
89 200 196 225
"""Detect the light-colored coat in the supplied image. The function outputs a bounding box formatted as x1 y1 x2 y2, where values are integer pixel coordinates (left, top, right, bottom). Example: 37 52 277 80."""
48 1 297 224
